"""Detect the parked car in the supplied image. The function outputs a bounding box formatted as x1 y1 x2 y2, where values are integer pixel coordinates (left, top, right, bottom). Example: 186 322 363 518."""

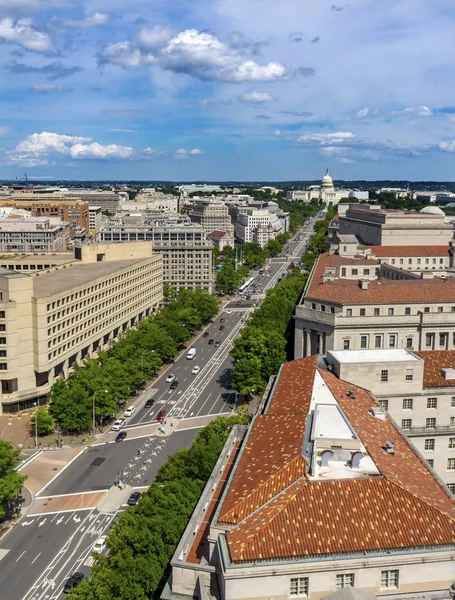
236 300 241 305
115 431 127 442
203 331 209 338
227 309 232 315
127 492 141 506
219 325 225 330
93 535 107 553
63 572 84 593
166 373 175 383
208 338 214 345
170 379 179 389
192 365 201 375
214 340 221 348
111 419 126 431
145 398 155 408
124 405 136 418
156 409 166 421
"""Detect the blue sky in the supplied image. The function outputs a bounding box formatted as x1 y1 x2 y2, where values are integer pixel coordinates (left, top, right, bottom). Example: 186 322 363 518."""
1 0 455 181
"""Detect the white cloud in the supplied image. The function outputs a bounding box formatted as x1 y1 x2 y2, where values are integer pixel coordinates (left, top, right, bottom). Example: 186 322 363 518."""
439 141 455 153
8 131 133 165
391 105 433 118
109 128 136 133
297 132 357 144
61 13 109 27
319 146 349 156
447 115 455 124
274 129 281 136
356 107 378 119
174 148 203 159
33 84 72 93
0 127 10 137
239 91 275 104
100 28 292 83
0 18 54 53
338 157 354 164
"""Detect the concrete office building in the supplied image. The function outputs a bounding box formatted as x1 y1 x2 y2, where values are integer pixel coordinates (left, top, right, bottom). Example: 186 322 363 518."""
62 190 125 213
0 217 68 252
0 242 162 412
88 206 102 236
0 196 89 230
235 208 283 246
187 199 234 237
100 224 213 293
165 354 455 600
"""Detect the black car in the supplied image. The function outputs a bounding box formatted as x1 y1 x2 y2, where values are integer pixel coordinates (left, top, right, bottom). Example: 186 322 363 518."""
145 398 155 408
208 338 214 345
115 431 127 442
220 318 225 323
170 379 179 389
63 572 84 593
127 492 141 506
203 331 209 338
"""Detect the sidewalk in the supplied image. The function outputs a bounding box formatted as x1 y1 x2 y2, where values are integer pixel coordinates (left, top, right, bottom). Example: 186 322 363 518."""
19 447 83 495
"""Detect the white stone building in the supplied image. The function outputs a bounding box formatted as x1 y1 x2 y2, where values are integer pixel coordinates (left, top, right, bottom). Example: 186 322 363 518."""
286 171 368 205
234 208 283 246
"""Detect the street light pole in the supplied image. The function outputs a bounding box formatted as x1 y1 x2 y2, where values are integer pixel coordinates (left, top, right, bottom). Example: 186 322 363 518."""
33 402 38 448
1 422 11 440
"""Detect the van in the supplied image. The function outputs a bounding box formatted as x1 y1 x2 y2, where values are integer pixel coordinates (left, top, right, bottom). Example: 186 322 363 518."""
187 347 196 360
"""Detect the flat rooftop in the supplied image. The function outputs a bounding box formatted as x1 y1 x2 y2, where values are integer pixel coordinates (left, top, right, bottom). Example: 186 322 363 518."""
0 253 74 264
328 348 422 363
32 258 146 297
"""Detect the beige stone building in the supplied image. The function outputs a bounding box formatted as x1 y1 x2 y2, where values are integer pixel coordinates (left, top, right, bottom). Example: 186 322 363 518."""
164 355 455 600
0 217 69 252
186 199 234 237
0 242 162 412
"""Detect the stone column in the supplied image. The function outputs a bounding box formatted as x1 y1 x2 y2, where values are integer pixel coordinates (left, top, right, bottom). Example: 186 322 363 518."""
305 329 312 357
294 324 304 360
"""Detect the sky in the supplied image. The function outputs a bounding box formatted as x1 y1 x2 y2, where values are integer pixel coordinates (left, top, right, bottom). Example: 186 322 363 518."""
1 0 455 181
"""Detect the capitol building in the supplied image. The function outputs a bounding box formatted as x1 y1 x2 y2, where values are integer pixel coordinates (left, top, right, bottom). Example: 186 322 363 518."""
286 169 368 204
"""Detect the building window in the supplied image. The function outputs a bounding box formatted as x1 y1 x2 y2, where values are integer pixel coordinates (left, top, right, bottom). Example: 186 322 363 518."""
438 306 444 313
427 398 437 409
405 307 411 315
378 399 388 410
424 306 430 313
374 308 380 316
375 335 381 348
448 459 455 471
360 336 367 349
290 578 309 597
336 574 354 590
405 371 413 381
312 303 316 310
360 308 365 316
389 335 396 348
330 306 335 314
427 459 434 467
364 269 370 275
352 269 358 276
381 570 399 590
447 483 455 494
343 339 350 350
426 418 436 429
346 309 352 317
380 370 388 382
451 417 455 428
388 308 394 316
401 419 412 430
403 398 413 410
451 397 455 407
448 438 455 449
406 337 413 348
424 439 435 451
341 268 346 277
426 333 433 347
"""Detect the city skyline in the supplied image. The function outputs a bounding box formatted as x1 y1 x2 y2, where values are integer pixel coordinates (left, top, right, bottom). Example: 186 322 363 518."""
1 0 455 180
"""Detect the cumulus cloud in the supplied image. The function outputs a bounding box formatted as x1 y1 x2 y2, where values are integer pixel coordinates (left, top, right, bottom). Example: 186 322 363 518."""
297 132 357 144
0 18 54 53
356 107 378 119
391 105 433 118
8 131 133 165
320 146 349 156
60 13 109 27
439 141 455 153
33 84 72 93
239 91 275 104
99 27 292 83
173 148 203 159
5 61 82 80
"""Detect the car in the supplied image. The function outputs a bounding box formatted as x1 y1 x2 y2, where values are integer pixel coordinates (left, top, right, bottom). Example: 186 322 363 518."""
208 338 214 345
226 309 232 315
246 294 251 300
127 491 141 506
93 535 107 553
63 572 84 593
111 419 126 431
203 331 209 338
165 374 175 383
269 269 273 273
145 398 155 408
170 379 179 389
214 340 221 347
124 405 136 418
236 299 241 305
192 365 201 375
220 317 225 323
156 409 166 421
115 431 127 442
219 325 225 330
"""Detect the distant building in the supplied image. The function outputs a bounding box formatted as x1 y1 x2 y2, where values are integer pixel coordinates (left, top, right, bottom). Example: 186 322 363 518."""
267 200 291 232
0 217 68 252
286 171 369 204
0 195 89 230
207 230 234 250
62 190 124 213
179 184 223 194
235 207 283 246
187 199 234 237
88 206 102 236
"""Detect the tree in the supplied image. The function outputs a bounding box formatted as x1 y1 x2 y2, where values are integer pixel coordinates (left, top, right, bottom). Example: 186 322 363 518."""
266 238 282 257
30 407 55 436
216 264 242 294
163 283 176 303
0 440 26 521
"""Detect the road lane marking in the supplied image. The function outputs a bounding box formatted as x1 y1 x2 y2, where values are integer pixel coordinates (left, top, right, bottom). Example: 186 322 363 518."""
31 552 41 564
16 550 26 562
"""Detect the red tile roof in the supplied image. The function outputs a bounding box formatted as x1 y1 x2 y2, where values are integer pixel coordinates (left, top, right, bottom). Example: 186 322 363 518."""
306 252 455 305
208 230 233 239
370 245 450 257
220 357 455 563
413 350 455 388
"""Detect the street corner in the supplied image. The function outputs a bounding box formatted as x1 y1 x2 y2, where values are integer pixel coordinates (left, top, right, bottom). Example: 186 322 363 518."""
30 490 108 514
21 447 85 496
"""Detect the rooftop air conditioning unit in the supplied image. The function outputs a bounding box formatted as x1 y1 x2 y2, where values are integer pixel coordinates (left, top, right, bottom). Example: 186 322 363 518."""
384 441 395 454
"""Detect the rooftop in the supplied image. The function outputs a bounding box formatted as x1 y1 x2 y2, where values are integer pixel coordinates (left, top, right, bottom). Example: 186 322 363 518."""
369 245 450 257
329 348 422 364
413 350 455 388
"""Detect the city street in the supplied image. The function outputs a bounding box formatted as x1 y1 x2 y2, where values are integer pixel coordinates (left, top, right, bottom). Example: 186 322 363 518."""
0 220 318 600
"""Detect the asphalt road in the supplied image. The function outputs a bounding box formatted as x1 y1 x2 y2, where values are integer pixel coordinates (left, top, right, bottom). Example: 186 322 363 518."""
0 220 319 600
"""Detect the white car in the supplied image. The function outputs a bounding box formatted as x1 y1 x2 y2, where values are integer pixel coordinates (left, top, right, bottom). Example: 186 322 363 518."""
165 374 175 383
124 406 136 418
111 419 125 431
226 309 232 315
192 365 201 375
93 535 107 553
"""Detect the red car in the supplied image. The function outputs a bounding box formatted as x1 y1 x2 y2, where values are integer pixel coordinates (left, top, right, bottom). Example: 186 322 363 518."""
156 410 166 421
219 325 225 330
236 300 241 305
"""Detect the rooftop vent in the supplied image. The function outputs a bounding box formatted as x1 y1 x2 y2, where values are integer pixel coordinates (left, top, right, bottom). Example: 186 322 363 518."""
384 441 395 455
347 389 356 399
369 406 387 421
442 368 455 380
358 279 369 290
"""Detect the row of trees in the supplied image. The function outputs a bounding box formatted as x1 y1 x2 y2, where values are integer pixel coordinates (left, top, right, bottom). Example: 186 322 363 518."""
69 415 247 600
231 268 308 395
301 206 337 272
49 289 219 434
0 441 26 522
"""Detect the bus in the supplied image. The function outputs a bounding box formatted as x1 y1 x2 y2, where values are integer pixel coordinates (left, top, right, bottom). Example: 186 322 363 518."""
238 277 255 295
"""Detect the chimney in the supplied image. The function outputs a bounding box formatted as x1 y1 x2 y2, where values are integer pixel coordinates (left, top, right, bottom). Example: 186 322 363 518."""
358 279 369 290
384 441 395 454
347 389 356 399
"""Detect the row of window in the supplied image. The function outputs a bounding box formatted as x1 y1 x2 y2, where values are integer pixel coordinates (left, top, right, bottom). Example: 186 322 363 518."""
378 398 455 411
424 438 455 450
401 417 455 430
345 306 455 317
342 332 453 351
289 570 399 597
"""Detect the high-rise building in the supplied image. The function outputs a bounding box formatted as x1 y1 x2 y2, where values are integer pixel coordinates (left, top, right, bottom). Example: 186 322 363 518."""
234 207 283 246
187 199 234 237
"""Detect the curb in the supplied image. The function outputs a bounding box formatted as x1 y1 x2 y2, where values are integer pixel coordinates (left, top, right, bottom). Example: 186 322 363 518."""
16 450 43 472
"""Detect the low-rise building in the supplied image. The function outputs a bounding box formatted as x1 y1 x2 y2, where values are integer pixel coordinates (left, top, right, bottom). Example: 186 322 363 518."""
165 354 455 600
0 196 89 230
0 217 68 252
62 190 124 213
0 242 162 412
207 230 234 250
